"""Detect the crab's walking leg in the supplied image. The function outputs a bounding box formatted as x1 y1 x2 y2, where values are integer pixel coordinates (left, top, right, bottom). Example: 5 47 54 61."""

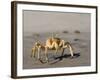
45 46 49 62
31 48 36 58
63 42 74 57
68 44 74 57
37 46 41 59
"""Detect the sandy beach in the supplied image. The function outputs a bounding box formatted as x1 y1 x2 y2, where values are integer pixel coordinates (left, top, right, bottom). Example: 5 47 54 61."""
23 10 91 69
23 32 91 69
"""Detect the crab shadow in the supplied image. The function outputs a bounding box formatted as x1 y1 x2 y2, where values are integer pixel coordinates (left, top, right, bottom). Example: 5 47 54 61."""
49 53 80 65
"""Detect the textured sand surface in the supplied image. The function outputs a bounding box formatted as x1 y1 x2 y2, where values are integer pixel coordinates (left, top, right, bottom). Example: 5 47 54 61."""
23 32 90 69
23 10 91 69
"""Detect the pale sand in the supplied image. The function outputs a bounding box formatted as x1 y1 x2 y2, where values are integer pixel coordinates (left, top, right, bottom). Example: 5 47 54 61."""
23 32 91 69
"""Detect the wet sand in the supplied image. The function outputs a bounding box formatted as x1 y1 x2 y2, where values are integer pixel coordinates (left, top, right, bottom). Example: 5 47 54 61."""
23 32 91 69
